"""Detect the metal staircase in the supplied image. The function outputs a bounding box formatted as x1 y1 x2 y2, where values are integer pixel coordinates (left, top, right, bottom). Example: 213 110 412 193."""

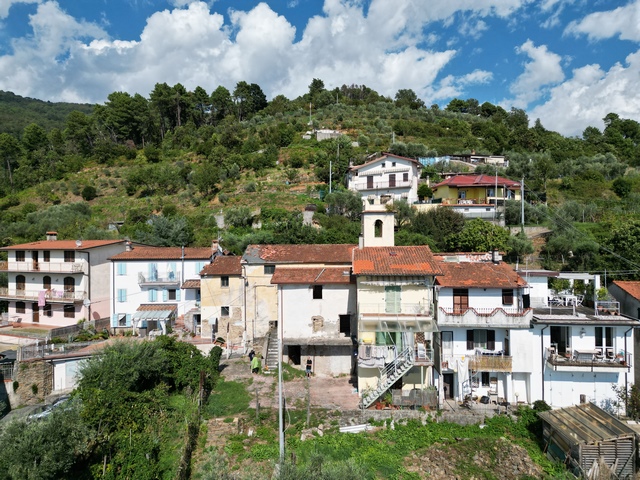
360 333 415 408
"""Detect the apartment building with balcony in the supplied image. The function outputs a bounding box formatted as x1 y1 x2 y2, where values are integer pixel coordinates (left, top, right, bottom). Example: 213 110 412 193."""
434 252 531 406
347 153 422 204
109 244 213 334
354 208 442 408
0 232 127 327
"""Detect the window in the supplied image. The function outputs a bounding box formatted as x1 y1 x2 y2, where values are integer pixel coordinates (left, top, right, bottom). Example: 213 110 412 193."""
118 314 127 327
453 289 469 314
64 305 75 318
148 263 158 281
339 314 351 335
117 263 127 275
195 262 206 274
16 302 25 314
389 174 396 187
403 172 408 182
481 372 490 387
148 289 157 302
374 219 383 238
367 176 373 188
43 251 50 262
117 289 127 303
221 276 229 287
64 277 75 293
502 289 514 305
264 265 275 275
43 304 52 317
391 161 396 167
16 275 25 292
221 306 230 317
595 327 613 348
313 285 323 299
466 329 495 350
15 251 25 262
64 251 75 262
381 162 386 168
168 289 177 300
43 276 51 290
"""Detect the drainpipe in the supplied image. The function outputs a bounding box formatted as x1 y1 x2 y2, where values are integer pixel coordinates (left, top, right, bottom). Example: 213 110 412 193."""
624 327 633 413
242 264 248 343
541 325 549 403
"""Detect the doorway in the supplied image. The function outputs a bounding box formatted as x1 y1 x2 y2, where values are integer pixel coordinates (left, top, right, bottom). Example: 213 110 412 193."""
443 373 454 399
32 303 39 323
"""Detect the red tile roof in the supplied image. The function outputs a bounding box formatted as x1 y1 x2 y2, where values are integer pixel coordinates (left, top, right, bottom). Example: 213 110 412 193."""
270 267 354 284
432 174 521 189
243 244 357 264
181 279 201 289
2 239 124 250
349 153 422 171
612 281 640 300
352 246 442 276
435 260 526 288
200 256 242 276
110 246 214 260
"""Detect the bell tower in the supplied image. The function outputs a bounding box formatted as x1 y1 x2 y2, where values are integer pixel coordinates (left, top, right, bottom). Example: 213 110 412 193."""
360 204 395 248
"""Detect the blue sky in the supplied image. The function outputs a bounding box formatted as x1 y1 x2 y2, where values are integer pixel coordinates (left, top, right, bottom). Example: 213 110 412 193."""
0 0 638 136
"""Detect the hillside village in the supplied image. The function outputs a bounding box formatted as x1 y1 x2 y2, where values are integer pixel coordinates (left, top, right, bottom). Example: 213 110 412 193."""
3 164 640 476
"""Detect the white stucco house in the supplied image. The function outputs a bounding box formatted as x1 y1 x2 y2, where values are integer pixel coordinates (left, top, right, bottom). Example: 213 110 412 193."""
433 252 532 406
347 153 422 204
271 265 357 377
0 232 127 327
109 244 214 334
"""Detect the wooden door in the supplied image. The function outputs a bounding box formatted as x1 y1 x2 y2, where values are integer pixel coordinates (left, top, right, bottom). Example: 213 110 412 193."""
367 176 373 189
32 251 39 271
32 303 39 323
389 174 396 187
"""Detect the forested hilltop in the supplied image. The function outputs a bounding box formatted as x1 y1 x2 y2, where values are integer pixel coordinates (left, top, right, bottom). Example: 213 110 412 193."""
1 80 640 276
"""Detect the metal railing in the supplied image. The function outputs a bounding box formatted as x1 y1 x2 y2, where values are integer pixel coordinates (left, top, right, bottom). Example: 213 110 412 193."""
545 347 631 368
352 179 413 190
18 341 99 361
438 307 532 327
594 300 620 316
359 303 433 316
0 261 85 273
138 272 181 285
0 288 87 302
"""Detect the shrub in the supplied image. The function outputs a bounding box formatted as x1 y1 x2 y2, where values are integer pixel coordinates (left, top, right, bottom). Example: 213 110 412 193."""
81 185 97 201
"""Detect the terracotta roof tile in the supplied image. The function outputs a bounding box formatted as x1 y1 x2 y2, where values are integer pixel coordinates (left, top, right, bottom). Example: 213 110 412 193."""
432 174 521 189
435 260 526 288
181 279 201 289
612 281 640 300
2 239 125 251
352 246 442 276
271 267 354 284
200 256 242 276
110 246 214 261
243 244 356 264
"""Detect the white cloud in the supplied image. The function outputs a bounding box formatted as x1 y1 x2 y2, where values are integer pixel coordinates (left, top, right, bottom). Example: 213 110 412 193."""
508 40 564 107
0 0 39 19
565 1 640 42
529 50 640 136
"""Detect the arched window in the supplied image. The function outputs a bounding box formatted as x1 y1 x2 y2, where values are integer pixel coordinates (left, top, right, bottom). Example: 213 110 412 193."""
64 277 75 293
374 219 383 238
16 275 25 292
43 276 51 290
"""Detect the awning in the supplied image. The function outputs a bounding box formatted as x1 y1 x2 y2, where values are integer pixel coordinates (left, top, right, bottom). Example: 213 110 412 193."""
132 304 176 328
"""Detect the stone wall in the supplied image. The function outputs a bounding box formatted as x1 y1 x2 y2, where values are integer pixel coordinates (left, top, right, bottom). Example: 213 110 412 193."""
13 359 52 406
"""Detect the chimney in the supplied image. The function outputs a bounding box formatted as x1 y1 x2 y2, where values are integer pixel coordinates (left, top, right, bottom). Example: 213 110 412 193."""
492 250 502 264
46 231 57 241
125 240 132 252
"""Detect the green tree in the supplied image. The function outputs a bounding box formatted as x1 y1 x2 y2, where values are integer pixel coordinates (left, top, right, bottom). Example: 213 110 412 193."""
446 218 510 252
0 133 22 191
325 190 362 221
411 208 465 251
209 85 234 124
394 89 425 110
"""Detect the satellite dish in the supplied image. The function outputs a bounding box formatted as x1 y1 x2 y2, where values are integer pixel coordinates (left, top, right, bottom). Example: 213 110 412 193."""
76 239 82 247
83 298 91 308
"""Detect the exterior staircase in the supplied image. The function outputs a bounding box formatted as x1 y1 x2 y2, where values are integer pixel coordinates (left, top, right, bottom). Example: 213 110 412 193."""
264 328 279 374
360 333 415 408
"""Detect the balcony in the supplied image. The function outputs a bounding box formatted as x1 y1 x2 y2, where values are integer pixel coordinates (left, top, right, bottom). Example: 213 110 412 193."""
437 307 532 328
0 261 85 274
352 179 412 191
441 352 512 373
0 288 87 303
358 303 436 332
545 347 631 372
138 271 181 287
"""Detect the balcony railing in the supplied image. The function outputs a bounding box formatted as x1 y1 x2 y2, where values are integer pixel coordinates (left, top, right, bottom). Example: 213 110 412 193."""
437 307 532 328
545 347 631 370
138 272 181 286
441 352 512 372
352 179 412 191
360 303 433 317
594 300 621 316
0 288 87 302
0 261 85 273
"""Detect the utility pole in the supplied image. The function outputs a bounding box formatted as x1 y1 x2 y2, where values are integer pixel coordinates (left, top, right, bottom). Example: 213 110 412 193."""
521 177 525 228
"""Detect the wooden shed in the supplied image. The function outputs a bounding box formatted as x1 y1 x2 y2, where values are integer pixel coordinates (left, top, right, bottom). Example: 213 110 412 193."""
539 403 638 479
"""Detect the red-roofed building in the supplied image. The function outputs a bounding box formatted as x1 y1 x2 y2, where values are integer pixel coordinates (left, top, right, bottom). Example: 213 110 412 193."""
109 244 215 334
199 256 243 341
270 266 357 376
609 280 640 324
355 208 441 408
433 252 532 405
431 174 521 206
0 233 128 327
347 153 422 204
